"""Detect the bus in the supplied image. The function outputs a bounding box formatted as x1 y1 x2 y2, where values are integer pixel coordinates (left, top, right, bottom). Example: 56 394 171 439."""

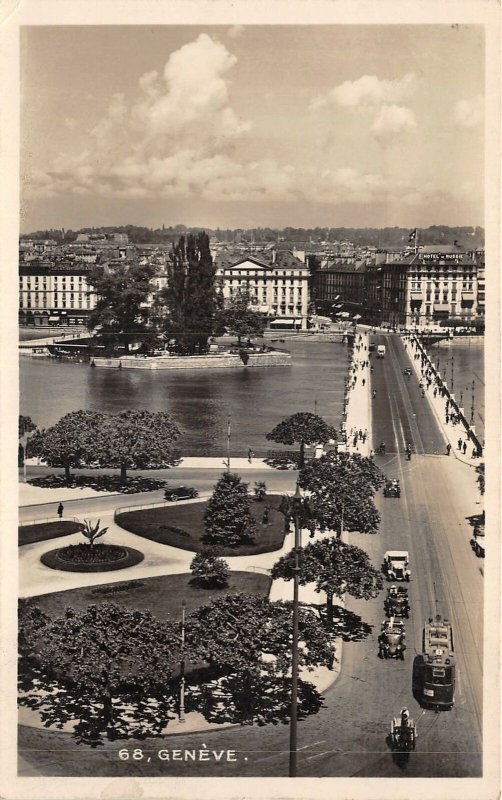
419 615 455 710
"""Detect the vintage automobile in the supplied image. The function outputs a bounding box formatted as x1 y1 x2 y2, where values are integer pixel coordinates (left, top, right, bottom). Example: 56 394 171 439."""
164 485 198 502
403 367 413 377
383 479 401 498
384 585 410 618
378 617 406 659
390 709 417 750
470 517 485 558
383 550 411 582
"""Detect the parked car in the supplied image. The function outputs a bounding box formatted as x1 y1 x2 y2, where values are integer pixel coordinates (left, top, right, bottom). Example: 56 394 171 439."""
164 485 198 502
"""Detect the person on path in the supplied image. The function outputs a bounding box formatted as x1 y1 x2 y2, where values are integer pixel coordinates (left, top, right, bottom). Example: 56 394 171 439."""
57 502 64 519
462 441 467 455
472 447 477 459
457 437 462 451
248 448 254 463
446 443 452 456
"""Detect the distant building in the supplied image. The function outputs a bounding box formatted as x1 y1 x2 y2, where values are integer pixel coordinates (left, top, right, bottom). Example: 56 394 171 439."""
365 246 484 328
312 262 366 318
19 262 97 326
215 249 310 330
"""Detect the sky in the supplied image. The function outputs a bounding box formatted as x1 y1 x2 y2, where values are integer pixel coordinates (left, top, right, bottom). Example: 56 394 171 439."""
20 25 484 232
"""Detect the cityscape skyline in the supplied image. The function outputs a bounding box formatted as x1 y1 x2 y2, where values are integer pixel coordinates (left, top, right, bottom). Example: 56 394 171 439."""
21 25 484 232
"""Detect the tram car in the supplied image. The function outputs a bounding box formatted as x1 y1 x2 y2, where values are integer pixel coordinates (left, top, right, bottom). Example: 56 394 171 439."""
418 615 455 710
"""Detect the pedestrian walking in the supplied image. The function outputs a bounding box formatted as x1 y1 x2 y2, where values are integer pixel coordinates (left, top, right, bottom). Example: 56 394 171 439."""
362 378 365 386
472 447 477 459
248 448 254 464
433 388 437 398
446 443 451 456
445 414 450 424
57 502 64 519
457 438 462 451
462 441 467 455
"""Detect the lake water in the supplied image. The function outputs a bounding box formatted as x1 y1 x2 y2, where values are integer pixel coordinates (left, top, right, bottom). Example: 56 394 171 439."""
20 339 349 455
426 338 485 442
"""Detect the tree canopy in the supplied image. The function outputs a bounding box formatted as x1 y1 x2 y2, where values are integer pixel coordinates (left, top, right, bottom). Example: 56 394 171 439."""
299 451 384 535
188 593 337 675
18 602 180 745
203 472 256 547
271 536 383 622
266 412 338 467
218 289 266 344
87 262 157 352
28 411 105 479
92 410 181 479
158 233 222 354
189 550 229 588
19 415 37 439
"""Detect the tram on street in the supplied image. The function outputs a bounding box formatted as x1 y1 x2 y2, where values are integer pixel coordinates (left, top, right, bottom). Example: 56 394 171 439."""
419 615 455 710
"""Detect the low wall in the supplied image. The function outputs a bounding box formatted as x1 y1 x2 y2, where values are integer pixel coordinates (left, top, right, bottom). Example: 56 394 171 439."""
92 351 291 370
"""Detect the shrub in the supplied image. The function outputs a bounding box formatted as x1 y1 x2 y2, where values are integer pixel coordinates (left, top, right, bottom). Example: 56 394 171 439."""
190 550 230 588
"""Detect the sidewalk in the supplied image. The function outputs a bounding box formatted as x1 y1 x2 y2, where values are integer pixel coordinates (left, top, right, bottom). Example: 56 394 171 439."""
405 335 482 468
342 331 371 457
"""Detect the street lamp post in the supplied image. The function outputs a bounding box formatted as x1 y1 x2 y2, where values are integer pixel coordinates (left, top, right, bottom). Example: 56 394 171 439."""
289 482 304 778
179 600 186 723
450 354 455 395
470 380 475 425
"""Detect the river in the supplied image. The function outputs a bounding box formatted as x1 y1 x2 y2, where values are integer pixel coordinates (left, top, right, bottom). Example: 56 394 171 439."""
426 337 485 442
20 339 348 455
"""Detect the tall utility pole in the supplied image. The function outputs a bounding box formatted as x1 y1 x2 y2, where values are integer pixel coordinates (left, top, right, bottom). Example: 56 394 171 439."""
226 415 231 472
470 380 475 425
179 600 186 722
450 354 455 395
289 482 304 778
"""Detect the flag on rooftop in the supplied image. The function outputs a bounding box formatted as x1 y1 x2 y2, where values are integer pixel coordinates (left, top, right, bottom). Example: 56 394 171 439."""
408 229 418 243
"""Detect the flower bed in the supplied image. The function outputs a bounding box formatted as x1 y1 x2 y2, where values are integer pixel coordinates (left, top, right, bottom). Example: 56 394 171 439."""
40 543 144 573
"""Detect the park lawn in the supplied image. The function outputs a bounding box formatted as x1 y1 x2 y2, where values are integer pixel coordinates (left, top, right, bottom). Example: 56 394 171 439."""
116 494 286 556
19 521 82 547
21 571 272 622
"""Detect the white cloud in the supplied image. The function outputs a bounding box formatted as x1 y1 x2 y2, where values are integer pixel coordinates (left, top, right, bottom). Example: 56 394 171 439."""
454 95 483 128
371 104 417 141
312 73 416 111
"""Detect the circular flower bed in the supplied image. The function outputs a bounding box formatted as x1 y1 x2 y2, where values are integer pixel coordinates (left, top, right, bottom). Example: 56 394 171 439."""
40 543 144 573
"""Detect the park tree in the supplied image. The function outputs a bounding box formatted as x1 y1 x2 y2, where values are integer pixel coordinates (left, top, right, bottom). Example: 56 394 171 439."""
87 262 158 353
299 451 384 535
266 412 338 467
93 410 181 480
27 411 105 480
203 472 257 547
189 550 229 588
18 415 37 468
18 602 180 745
186 593 336 725
218 289 266 345
19 415 37 439
272 537 383 623
159 233 221 354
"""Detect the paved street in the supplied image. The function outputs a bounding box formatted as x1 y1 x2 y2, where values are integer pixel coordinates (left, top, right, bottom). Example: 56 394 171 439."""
18 333 484 778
